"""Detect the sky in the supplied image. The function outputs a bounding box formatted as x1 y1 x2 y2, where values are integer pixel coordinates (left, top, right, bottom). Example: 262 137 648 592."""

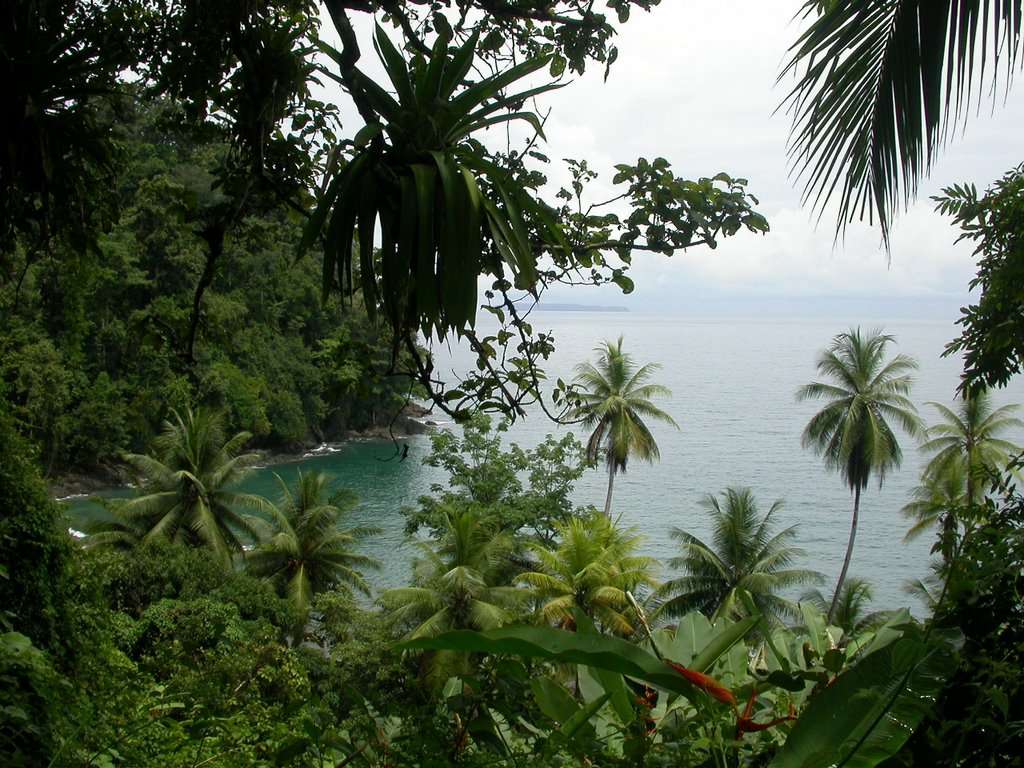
333 1 1024 319
533 0 1024 318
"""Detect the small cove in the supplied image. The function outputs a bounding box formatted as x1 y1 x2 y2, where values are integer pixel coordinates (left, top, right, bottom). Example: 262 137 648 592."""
64 312 1024 613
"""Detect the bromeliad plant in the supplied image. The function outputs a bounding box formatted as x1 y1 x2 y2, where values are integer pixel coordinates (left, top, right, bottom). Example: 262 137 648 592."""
304 25 568 341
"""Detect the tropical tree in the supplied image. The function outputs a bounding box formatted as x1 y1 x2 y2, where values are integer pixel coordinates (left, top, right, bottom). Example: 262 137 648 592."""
654 487 822 627
802 576 892 639
84 408 268 565
782 0 1024 245
921 390 1022 503
571 336 678 518
901 460 971 551
516 511 659 636
796 328 922 623
246 471 381 625
378 510 523 688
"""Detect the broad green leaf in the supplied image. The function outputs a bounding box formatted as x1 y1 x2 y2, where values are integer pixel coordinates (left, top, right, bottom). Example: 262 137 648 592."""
297 165 344 259
321 156 369 301
663 612 715 666
579 664 634 725
691 615 759 671
357 176 379 321
450 55 552 116
770 635 956 768
416 31 450 105
352 71 403 126
439 30 480 97
353 122 384 147
801 602 828 658
531 676 581 725
560 692 612 739
400 625 701 698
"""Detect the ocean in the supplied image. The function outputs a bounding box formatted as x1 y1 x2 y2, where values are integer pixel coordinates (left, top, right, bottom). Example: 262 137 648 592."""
67 312 1024 615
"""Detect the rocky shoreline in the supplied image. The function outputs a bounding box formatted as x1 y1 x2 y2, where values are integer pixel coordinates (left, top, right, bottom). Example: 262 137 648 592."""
49 404 437 500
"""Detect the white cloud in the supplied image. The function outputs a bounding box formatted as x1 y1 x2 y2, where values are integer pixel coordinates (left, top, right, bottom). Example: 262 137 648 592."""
320 1 1024 317
530 0 1024 315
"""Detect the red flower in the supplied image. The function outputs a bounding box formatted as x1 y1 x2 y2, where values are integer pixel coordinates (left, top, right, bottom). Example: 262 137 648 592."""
665 660 736 707
734 687 797 739
735 714 797 734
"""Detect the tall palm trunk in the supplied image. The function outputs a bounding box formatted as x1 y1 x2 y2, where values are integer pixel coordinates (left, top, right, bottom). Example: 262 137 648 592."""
829 485 861 624
603 468 616 519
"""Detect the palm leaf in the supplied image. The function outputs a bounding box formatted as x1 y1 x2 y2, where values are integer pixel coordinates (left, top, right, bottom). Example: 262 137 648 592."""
781 0 1024 244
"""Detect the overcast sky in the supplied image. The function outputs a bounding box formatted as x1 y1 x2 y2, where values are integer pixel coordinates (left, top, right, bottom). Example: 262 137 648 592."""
338 1 1024 319
535 0 1024 318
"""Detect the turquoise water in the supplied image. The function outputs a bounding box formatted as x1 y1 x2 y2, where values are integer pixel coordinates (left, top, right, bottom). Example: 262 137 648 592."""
66 313 1024 612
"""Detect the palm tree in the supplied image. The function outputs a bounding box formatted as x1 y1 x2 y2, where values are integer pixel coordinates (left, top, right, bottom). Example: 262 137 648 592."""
246 471 381 623
654 488 822 627
378 510 523 688
782 1 1024 245
901 460 970 549
572 337 678 518
796 328 922 623
902 391 1021 558
85 408 269 564
802 577 892 639
517 511 659 636
921 390 1022 504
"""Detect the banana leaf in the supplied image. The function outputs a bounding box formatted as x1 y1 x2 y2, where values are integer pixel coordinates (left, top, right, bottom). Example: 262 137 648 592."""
769 633 957 768
400 623 740 701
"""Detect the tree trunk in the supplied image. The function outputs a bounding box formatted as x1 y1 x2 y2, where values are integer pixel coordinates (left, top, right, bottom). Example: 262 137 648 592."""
603 468 616 519
828 485 860 624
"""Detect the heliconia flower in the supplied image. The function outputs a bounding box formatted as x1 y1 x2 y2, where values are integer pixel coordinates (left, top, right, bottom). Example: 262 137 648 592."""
735 714 797 734
665 660 736 707
734 687 797 739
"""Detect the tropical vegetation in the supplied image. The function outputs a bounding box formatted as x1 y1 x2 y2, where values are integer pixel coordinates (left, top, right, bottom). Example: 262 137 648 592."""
655 487 822 626
797 327 922 622
921 390 1023 503
5 1 1024 766
247 470 381 626
904 390 1023 555
571 336 678 518
378 509 523 688
84 407 268 564
802 576 892 639
782 0 1024 245
517 511 658 635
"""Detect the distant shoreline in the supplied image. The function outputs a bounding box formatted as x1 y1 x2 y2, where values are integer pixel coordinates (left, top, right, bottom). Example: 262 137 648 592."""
533 303 629 312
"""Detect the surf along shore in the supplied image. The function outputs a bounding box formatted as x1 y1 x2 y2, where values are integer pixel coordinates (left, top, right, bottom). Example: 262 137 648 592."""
49 403 434 501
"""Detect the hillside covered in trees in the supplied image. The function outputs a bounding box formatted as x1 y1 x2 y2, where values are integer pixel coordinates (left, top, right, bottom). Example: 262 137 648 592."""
3 0 1024 766
2 94 419 477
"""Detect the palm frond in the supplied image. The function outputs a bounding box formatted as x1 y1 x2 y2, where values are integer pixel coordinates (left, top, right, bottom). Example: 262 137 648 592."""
782 0 1024 245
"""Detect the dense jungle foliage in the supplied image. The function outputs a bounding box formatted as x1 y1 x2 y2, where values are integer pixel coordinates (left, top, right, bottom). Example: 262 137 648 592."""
1 96 417 476
3 0 1024 765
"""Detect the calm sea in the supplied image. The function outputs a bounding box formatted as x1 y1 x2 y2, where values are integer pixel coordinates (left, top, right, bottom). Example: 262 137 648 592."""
67 313 1024 614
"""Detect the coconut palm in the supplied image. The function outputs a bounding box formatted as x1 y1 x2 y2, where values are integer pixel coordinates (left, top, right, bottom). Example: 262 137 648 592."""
517 511 659 636
802 577 892 639
901 460 970 549
246 471 381 622
782 1 1024 245
84 408 268 564
921 391 1022 504
378 509 523 688
655 488 822 627
572 337 678 518
796 328 922 623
